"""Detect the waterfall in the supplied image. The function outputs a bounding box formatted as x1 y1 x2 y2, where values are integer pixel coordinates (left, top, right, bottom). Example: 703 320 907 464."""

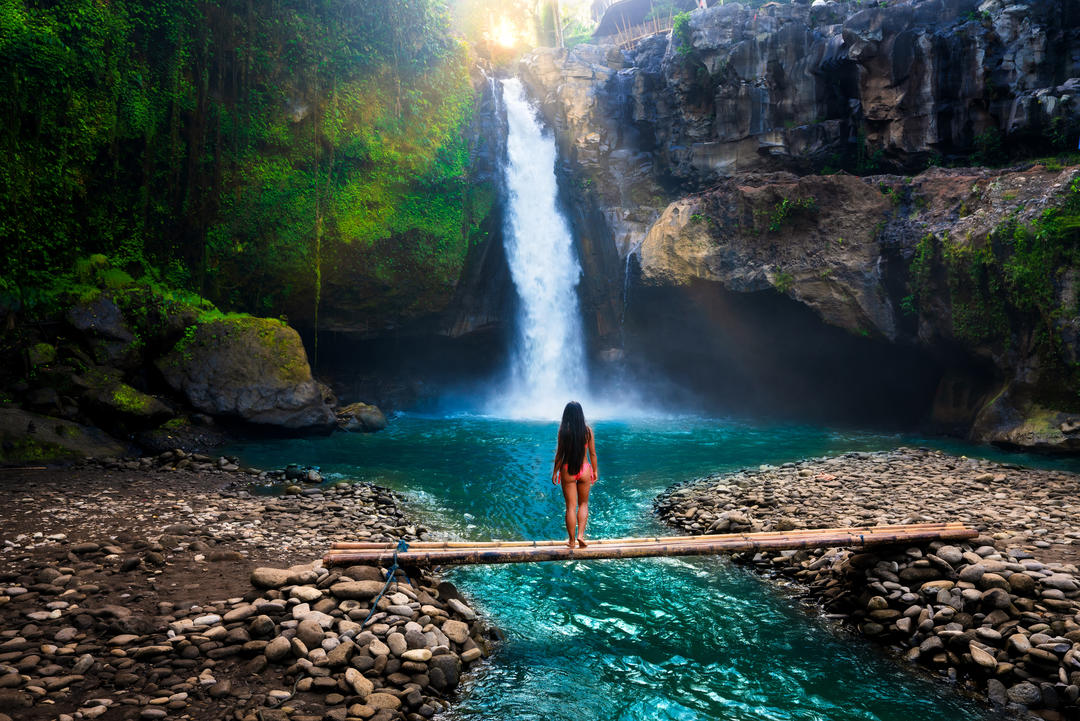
492 78 588 419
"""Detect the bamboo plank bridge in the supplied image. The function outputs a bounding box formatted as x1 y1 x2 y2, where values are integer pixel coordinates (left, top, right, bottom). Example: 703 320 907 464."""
323 522 978 567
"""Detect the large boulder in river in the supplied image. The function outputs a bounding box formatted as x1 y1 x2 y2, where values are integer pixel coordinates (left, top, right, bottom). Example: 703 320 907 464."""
156 316 335 430
336 402 387 432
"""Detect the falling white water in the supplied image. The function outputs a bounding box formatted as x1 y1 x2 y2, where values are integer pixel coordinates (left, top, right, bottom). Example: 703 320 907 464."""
492 79 588 419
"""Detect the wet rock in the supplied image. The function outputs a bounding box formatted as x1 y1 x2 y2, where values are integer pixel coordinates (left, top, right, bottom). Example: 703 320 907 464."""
441 620 470 645
337 403 388 433
429 654 461 690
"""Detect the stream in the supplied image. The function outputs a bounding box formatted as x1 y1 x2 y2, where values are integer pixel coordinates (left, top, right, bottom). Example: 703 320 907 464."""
226 414 1080 720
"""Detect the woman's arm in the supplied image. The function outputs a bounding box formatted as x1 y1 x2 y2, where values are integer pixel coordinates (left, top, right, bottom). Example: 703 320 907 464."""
588 429 598 482
553 464 570 485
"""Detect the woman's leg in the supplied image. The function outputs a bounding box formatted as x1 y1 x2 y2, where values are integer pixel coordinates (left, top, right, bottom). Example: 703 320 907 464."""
575 480 591 546
560 480 578 547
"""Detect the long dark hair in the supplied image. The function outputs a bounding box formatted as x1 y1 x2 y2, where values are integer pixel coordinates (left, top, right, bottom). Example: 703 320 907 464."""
553 401 590 479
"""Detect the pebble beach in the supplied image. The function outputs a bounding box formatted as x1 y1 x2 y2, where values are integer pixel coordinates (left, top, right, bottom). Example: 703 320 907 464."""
0 453 494 721
656 448 1080 719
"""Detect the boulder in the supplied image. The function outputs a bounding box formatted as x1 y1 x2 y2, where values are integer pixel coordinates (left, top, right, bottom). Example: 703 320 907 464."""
85 382 172 425
26 343 56 367
66 293 142 368
971 387 1080 453
71 365 173 428
133 415 228 455
156 316 335 430
67 293 134 343
428 653 461 691
250 568 291 589
0 408 127 463
336 402 388 433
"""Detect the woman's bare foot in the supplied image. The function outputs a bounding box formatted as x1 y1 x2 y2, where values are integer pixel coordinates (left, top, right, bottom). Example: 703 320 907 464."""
566 538 576 548
576 537 588 548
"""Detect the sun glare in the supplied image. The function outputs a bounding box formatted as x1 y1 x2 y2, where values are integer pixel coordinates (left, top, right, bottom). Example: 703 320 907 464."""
491 17 518 48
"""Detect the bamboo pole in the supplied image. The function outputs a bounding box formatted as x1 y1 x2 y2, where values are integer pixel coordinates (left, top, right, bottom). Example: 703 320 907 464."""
328 522 966 551
322 524 978 567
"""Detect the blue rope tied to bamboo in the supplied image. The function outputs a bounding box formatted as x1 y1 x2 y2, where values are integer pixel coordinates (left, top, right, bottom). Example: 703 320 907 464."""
360 539 409 628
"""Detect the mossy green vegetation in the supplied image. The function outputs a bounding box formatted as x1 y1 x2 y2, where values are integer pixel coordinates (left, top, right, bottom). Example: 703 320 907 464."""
166 314 309 384
0 437 69 464
110 383 157 415
764 196 818 234
27 343 56 367
773 271 794 294
0 0 483 331
905 178 1080 408
673 12 693 56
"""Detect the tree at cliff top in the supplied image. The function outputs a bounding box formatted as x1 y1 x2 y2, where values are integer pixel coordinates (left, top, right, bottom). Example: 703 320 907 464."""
0 0 490 334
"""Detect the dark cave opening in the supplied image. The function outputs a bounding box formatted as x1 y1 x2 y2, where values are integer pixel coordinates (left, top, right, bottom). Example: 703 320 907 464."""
622 279 946 428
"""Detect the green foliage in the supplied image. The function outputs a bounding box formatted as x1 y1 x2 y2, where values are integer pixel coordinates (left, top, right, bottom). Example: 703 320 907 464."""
0 0 480 329
689 213 715 227
773 271 794 294
646 0 680 22
905 180 1080 405
562 16 597 48
899 294 917 317
905 231 1009 344
1046 116 1078 153
766 196 818 233
879 183 902 206
856 129 884 173
0 436 70 464
902 233 936 317
28 343 56 367
673 12 693 56
942 241 1009 345
972 127 1005 166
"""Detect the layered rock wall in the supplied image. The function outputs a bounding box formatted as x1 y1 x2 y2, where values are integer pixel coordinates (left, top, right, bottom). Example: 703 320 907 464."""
524 0 1080 195
517 0 1080 448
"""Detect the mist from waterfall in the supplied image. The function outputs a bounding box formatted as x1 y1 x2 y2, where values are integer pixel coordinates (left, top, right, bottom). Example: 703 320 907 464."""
490 78 588 419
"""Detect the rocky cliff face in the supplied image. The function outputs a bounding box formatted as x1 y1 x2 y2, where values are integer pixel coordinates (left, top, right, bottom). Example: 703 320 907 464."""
521 0 1080 253
518 0 1080 449
634 163 1080 444
524 0 1079 185
311 70 516 408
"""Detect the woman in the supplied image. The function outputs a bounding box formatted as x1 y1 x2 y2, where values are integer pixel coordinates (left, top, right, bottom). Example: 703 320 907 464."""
551 401 598 548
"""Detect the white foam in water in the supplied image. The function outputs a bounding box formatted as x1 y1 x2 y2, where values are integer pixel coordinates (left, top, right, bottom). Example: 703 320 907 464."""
489 79 588 419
